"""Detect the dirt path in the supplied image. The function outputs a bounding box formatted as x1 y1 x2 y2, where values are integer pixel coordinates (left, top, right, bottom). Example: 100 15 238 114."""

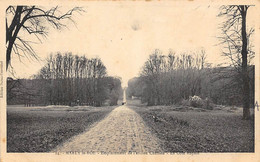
54 105 162 154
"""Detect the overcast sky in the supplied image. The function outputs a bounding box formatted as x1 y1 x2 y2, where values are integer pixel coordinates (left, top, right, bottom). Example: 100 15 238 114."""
8 2 256 87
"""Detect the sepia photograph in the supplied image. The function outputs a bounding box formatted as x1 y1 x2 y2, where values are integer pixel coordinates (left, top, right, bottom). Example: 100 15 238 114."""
1 0 259 161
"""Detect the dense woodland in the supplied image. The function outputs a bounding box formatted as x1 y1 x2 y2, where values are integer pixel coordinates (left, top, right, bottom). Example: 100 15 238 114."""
126 49 254 107
7 53 123 106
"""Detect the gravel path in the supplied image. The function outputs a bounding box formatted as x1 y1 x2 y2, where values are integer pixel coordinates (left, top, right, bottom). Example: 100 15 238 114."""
54 105 162 154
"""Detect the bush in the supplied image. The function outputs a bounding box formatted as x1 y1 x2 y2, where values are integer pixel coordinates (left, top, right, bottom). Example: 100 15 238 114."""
181 96 213 110
189 95 203 108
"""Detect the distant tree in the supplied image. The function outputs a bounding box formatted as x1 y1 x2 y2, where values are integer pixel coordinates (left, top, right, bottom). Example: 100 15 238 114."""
218 5 254 119
106 77 123 106
137 49 207 106
126 77 144 99
7 78 40 106
29 53 122 107
6 6 84 70
7 77 22 103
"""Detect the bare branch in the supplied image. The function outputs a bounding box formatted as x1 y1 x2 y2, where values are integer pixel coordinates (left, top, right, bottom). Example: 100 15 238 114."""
6 6 85 70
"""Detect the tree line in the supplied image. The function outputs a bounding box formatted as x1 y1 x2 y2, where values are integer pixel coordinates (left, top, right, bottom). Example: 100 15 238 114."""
126 49 254 107
127 5 255 120
7 52 123 107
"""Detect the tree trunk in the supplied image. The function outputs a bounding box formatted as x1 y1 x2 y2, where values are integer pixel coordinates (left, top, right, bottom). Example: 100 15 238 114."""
6 6 23 70
241 6 250 119
6 47 11 70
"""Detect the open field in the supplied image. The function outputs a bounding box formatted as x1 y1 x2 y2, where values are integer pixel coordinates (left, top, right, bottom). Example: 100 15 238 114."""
128 99 255 153
7 100 255 153
7 105 116 152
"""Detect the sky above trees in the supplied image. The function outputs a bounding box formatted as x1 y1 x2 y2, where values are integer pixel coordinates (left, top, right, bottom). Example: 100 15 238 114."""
8 2 256 87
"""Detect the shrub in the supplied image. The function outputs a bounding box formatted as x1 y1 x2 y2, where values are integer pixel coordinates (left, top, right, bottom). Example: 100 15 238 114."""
189 95 203 108
181 96 213 110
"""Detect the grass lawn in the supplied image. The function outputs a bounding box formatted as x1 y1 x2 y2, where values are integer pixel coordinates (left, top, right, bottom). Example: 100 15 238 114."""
7 105 116 152
128 100 255 153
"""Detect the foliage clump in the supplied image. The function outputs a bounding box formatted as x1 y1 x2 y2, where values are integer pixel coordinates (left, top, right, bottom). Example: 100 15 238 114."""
189 95 203 108
181 95 213 110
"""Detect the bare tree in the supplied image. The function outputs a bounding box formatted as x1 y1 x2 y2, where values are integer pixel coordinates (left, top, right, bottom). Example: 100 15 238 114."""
138 49 207 106
218 5 254 119
6 6 84 70
30 53 116 106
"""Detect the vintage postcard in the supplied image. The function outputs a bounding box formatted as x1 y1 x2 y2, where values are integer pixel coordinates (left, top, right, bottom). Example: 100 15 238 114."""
0 0 259 162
